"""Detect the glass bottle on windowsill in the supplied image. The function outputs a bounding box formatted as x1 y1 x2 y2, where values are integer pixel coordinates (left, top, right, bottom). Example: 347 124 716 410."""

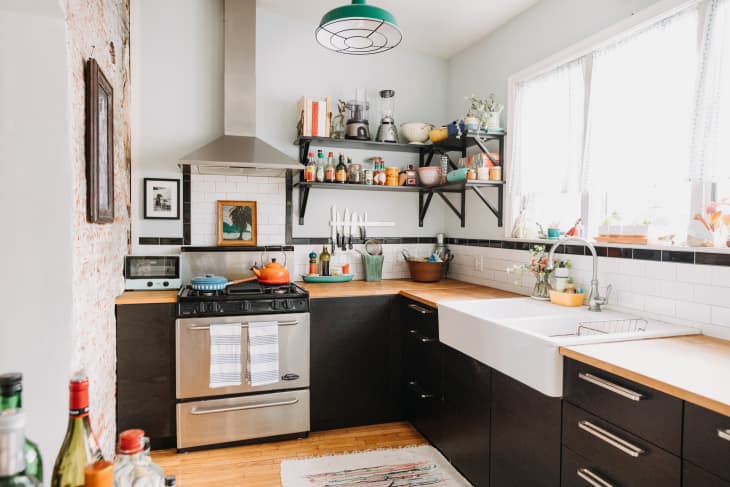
0 374 42 484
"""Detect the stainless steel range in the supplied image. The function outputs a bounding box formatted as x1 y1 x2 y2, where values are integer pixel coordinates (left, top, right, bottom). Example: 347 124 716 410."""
175 282 310 450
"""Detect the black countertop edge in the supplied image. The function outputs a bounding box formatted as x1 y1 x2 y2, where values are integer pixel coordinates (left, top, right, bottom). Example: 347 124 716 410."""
291 237 438 245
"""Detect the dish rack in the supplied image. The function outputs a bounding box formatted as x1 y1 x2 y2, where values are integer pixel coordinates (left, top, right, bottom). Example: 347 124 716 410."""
577 318 648 336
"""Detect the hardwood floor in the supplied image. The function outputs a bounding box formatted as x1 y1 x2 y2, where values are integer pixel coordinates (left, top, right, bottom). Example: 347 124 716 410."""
152 422 426 486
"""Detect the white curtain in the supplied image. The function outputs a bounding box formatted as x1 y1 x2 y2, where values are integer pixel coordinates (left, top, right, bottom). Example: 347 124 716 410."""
691 0 730 195
584 8 698 232
510 59 586 197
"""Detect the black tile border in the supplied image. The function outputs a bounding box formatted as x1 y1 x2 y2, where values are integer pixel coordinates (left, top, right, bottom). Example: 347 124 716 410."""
182 165 191 245
444 238 730 266
290 237 438 245
138 237 184 246
181 245 295 253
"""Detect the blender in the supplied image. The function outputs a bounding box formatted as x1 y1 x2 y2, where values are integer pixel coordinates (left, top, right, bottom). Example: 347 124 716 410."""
375 89 398 143
345 88 370 140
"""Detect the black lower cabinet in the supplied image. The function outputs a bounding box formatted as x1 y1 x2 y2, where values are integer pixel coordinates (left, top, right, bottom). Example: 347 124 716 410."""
310 296 402 431
490 370 562 487
684 461 730 487
116 303 176 449
440 344 491 486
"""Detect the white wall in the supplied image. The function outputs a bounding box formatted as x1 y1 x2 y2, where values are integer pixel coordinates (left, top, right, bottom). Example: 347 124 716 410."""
255 6 450 238
131 0 224 251
0 5 73 479
445 0 661 239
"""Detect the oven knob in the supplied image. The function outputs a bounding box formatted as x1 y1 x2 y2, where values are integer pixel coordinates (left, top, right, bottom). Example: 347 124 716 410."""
270 301 279 310
198 303 206 313
163 281 169 287
147 281 153 287
241 302 252 312
282 300 290 310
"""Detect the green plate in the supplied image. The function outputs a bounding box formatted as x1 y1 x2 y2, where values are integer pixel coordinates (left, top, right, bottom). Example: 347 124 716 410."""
301 274 354 283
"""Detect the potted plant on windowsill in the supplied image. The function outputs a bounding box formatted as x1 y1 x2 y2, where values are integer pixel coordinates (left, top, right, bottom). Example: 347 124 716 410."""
508 245 570 300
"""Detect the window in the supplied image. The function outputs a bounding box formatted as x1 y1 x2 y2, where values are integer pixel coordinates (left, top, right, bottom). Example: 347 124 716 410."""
509 1 730 243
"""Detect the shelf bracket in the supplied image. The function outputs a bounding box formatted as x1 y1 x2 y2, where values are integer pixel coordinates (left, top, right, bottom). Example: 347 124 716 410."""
298 184 310 225
436 191 466 227
298 139 311 165
473 137 499 165
471 186 503 227
418 191 434 227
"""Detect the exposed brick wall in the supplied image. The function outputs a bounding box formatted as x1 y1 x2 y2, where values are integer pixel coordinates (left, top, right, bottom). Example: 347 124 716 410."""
61 0 131 457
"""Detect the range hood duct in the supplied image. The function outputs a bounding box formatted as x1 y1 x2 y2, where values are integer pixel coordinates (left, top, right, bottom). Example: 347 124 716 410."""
179 0 301 176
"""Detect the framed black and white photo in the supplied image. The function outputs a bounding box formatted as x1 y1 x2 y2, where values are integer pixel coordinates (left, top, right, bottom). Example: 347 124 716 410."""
144 178 180 219
85 58 114 223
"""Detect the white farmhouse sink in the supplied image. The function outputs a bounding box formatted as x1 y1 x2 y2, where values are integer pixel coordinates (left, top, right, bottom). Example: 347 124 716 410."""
438 298 699 397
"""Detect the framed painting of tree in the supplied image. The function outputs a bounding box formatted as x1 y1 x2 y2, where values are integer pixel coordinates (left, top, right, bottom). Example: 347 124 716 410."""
216 200 257 246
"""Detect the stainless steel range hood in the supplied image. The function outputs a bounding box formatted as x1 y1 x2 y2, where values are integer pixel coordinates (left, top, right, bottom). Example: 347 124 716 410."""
179 0 300 176
179 136 302 176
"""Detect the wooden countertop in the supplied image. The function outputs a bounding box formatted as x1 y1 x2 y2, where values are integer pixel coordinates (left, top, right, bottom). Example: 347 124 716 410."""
115 290 178 305
561 335 730 417
297 279 518 308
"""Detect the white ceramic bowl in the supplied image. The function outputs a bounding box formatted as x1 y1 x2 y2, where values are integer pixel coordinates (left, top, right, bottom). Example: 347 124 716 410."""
400 122 433 144
417 166 442 187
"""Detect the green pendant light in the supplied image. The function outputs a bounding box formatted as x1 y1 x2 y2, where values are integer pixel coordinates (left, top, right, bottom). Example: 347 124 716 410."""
315 0 402 55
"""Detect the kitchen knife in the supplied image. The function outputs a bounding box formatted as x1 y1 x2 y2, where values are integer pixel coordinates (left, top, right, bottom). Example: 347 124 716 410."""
363 211 368 240
358 214 365 240
349 211 357 250
343 208 350 252
331 205 337 254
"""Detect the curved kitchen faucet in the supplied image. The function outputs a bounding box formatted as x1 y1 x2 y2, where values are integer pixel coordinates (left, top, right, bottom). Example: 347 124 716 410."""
546 236 612 311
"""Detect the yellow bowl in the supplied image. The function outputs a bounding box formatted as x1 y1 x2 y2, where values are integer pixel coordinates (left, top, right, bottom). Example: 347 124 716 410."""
549 290 585 307
429 127 448 143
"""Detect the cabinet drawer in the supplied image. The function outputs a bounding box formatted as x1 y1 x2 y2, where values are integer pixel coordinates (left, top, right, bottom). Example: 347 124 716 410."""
404 377 442 445
683 402 730 482
562 446 621 487
563 358 682 455
684 461 730 487
562 402 680 487
401 299 438 339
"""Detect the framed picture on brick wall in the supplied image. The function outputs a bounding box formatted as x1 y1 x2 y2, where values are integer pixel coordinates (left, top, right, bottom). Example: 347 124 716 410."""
85 57 114 223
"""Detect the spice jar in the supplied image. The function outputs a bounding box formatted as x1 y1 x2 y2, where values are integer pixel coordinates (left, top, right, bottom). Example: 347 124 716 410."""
489 165 502 181
467 168 477 180
348 163 362 184
385 167 399 186
364 169 373 185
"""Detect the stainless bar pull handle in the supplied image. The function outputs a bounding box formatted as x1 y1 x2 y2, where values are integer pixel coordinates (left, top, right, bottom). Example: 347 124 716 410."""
577 468 614 487
408 329 436 343
578 420 645 458
408 303 434 315
189 320 298 331
718 429 730 442
407 381 434 400
190 398 299 415
578 372 644 402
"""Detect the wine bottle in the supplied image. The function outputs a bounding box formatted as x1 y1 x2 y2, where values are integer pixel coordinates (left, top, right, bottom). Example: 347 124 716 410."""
0 410 40 486
0 374 42 483
51 374 103 487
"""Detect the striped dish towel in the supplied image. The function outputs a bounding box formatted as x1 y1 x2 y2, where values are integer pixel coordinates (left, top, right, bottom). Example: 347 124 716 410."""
246 321 280 386
209 323 242 388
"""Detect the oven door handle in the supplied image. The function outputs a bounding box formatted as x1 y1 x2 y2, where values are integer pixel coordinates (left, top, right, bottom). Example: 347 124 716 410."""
188 320 299 330
189 398 299 415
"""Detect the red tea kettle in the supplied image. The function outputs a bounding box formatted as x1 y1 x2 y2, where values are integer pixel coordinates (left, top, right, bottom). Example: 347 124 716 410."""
251 251 290 285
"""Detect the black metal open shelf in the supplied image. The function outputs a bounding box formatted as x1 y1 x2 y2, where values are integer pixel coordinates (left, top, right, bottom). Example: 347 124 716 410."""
294 133 506 228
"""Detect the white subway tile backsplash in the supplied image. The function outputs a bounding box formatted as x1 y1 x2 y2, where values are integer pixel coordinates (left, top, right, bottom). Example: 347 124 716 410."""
676 301 712 323
644 296 676 317
676 263 713 284
644 261 677 280
445 244 730 338
711 306 730 328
